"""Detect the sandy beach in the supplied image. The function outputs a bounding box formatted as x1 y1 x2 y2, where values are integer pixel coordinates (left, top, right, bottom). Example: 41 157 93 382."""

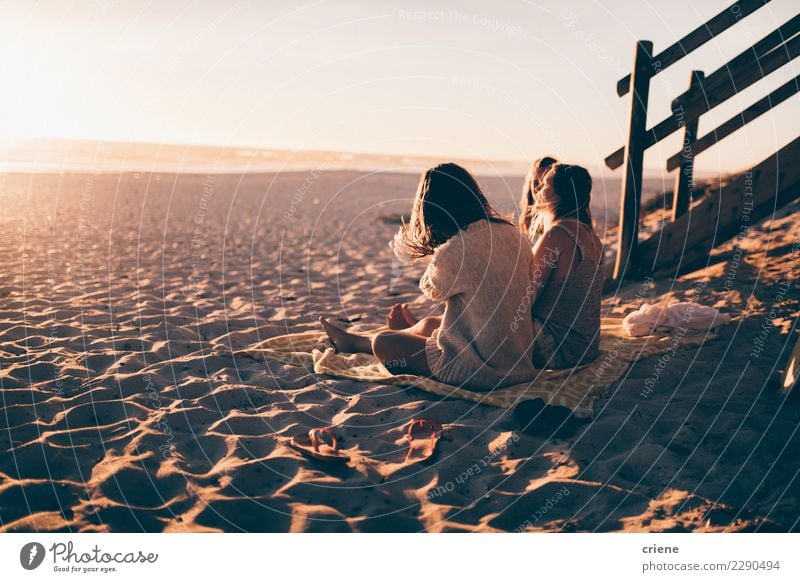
0 169 798 532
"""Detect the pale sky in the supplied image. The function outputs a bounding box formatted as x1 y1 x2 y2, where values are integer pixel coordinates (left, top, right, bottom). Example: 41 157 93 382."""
1 0 798 174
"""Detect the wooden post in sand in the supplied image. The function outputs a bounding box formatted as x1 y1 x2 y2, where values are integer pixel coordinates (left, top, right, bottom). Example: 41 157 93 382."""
671 71 704 221
613 40 653 284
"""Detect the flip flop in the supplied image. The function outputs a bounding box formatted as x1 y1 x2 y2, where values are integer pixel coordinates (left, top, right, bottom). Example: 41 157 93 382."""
404 418 444 462
290 427 351 463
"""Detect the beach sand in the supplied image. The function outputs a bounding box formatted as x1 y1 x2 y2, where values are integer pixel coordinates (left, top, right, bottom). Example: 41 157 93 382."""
0 169 798 532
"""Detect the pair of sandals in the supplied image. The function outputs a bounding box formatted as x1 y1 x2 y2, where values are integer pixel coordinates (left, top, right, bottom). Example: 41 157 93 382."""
289 418 444 464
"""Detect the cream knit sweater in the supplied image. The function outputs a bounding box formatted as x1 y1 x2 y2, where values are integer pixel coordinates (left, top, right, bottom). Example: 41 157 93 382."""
420 218 537 390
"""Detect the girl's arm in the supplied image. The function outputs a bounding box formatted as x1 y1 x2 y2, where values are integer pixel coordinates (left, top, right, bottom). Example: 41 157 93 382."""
419 235 466 302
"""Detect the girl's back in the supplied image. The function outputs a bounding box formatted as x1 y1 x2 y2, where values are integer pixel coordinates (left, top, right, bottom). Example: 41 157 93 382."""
421 218 538 389
532 219 603 369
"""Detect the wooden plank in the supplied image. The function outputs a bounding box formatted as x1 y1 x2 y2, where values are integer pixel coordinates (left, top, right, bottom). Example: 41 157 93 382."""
636 136 800 274
613 41 653 284
606 114 680 170
673 18 800 117
616 0 773 97
606 21 800 170
672 71 705 221
666 73 800 171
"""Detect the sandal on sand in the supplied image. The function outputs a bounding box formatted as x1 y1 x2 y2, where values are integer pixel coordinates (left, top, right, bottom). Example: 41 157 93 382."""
404 418 444 462
290 428 351 463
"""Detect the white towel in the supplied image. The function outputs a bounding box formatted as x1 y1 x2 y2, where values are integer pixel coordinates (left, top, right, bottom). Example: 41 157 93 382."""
623 301 731 337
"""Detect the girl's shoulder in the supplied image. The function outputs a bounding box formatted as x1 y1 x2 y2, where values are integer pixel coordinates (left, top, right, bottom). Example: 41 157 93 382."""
541 220 602 262
467 218 527 249
538 222 575 247
436 218 520 251
544 220 599 241
436 218 491 249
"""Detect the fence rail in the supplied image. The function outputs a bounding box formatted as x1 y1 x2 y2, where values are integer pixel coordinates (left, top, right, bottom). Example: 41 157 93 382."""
606 1 800 285
606 14 800 171
666 73 800 172
615 0 773 96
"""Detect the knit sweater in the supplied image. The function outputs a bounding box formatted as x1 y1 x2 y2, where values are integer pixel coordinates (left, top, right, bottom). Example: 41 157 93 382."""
420 218 537 390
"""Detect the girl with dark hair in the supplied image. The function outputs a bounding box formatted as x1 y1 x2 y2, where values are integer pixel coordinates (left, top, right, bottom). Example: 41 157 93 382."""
320 162 538 390
525 162 604 369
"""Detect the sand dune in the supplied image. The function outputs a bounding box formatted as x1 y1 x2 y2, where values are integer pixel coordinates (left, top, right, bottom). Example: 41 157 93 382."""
0 170 798 532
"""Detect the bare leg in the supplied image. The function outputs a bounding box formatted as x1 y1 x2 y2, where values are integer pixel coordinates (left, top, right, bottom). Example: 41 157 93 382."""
319 316 432 376
319 317 372 353
406 316 441 338
372 331 432 376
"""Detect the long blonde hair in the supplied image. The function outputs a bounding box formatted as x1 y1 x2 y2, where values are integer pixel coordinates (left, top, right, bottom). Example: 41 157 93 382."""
528 163 595 239
519 156 557 237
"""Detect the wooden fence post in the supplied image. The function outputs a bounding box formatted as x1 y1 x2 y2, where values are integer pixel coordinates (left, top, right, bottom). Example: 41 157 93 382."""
613 40 653 284
671 70 705 221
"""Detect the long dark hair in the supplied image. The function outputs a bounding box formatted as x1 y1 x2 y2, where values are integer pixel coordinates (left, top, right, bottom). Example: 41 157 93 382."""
394 163 511 259
519 156 557 234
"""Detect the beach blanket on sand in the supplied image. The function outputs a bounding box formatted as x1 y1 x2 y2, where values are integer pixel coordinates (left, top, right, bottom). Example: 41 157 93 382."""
246 317 718 418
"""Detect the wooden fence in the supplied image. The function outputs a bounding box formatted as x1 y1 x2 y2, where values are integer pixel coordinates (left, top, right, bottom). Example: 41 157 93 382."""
606 0 799 284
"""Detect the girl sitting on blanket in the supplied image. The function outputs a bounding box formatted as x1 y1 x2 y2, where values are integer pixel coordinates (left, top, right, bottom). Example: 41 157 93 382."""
521 161 604 369
320 162 538 390
392 161 604 372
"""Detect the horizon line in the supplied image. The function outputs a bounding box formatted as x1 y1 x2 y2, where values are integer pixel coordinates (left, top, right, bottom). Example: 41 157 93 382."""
0 135 720 178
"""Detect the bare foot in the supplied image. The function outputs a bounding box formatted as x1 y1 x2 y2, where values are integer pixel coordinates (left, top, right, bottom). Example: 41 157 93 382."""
319 316 370 353
386 303 407 330
401 303 419 326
